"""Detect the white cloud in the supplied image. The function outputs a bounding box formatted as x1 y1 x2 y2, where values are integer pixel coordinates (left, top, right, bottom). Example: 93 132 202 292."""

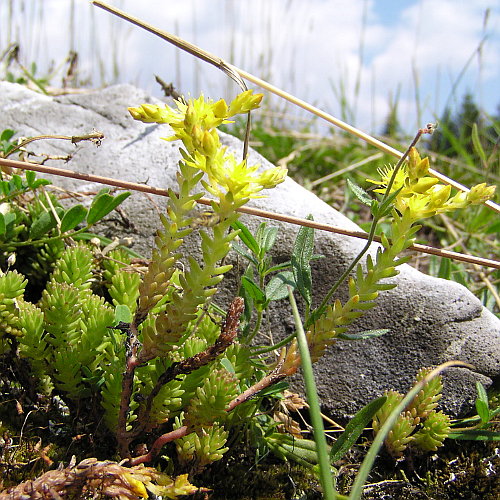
2 0 498 133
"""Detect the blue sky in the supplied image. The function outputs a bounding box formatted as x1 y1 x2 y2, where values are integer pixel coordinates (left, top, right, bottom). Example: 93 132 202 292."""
1 0 499 135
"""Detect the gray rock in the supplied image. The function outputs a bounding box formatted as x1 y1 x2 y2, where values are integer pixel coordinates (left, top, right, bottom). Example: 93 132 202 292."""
1 81 499 419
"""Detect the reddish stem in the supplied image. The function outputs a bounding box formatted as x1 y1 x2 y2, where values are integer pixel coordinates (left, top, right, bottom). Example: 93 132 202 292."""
129 367 286 465
116 322 141 457
129 426 189 466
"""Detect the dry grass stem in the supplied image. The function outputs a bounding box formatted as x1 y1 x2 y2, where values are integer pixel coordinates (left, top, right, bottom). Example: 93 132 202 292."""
1 156 498 270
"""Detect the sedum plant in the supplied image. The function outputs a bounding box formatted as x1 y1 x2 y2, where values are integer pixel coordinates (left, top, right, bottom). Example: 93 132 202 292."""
372 367 452 456
1 91 296 496
0 97 496 498
0 128 130 354
303 145 496 363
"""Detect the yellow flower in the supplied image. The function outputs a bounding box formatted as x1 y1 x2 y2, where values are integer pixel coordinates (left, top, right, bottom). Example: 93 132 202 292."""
130 91 286 205
407 148 430 180
366 148 496 222
202 154 287 203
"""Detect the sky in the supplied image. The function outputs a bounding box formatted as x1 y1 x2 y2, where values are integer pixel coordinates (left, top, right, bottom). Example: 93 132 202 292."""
1 0 499 135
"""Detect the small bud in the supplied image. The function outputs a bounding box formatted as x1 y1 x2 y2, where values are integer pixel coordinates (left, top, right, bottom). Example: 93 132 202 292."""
429 184 451 207
466 183 496 205
128 107 143 121
202 130 218 158
184 104 197 128
228 90 263 116
411 176 438 194
213 99 229 118
258 166 287 189
7 253 16 267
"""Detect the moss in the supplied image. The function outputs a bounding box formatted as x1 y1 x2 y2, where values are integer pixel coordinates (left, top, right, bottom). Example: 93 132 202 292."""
334 438 500 499
196 452 322 499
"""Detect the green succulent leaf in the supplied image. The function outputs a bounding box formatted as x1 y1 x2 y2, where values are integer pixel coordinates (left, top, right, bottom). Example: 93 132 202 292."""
219 357 236 375
114 304 132 324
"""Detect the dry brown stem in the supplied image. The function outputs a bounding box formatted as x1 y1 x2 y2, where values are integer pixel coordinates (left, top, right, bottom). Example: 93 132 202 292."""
1 157 498 270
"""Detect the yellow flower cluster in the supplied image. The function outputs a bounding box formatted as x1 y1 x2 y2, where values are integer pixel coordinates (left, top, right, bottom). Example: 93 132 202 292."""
367 148 496 222
129 91 287 205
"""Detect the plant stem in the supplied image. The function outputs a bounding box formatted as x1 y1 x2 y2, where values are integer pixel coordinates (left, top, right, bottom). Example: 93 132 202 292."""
244 307 263 344
313 127 426 321
0 224 92 251
6 132 104 158
288 287 336 500
116 322 141 457
251 331 297 355
131 355 287 466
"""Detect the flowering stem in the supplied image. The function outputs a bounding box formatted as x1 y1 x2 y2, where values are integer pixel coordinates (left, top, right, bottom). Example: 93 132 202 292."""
132 298 243 438
313 127 426 321
131 355 287 466
129 426 189 466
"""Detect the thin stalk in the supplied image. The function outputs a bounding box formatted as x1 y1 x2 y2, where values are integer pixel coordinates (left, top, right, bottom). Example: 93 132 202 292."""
251 331 297 355
243 265 267 343
2 156 499 270
116 321 142 457
288 287 336 500
0 224 93 251
244 308 263 344
5 131 105 158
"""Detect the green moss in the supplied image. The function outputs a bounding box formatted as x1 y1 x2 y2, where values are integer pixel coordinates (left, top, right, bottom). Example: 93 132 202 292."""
196 451 322 499
334 438 500 499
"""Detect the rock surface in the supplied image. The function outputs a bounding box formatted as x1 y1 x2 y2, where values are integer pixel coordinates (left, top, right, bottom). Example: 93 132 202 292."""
1 81 499 419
